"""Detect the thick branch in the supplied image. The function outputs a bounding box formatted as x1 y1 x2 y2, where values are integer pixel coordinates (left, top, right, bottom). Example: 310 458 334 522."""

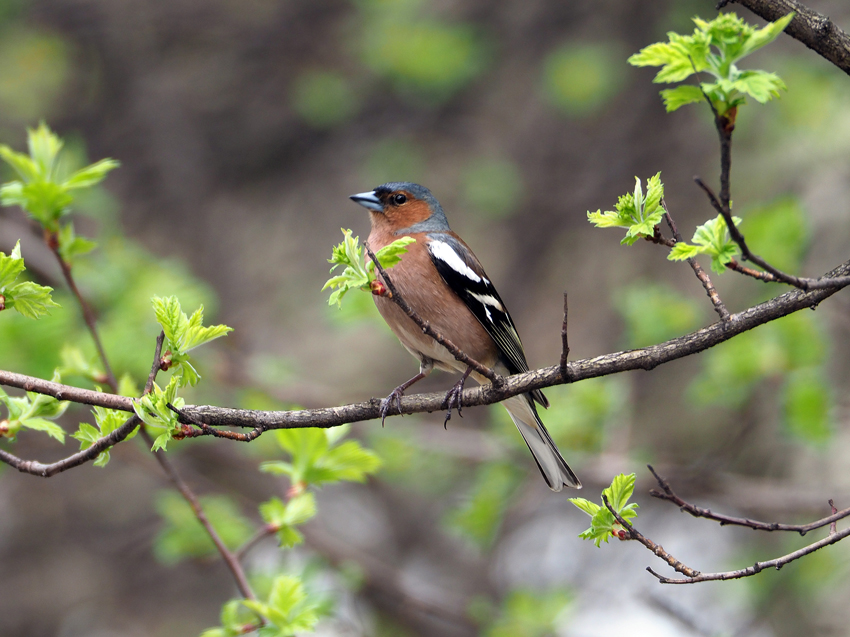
1 258 849 435
648 465 850 535
723 0 850 76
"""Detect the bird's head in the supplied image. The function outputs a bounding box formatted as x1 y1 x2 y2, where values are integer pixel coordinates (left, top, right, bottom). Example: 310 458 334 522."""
350 182 450 235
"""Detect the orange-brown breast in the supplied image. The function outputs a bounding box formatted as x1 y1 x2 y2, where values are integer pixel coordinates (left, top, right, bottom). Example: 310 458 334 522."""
366 231 498 371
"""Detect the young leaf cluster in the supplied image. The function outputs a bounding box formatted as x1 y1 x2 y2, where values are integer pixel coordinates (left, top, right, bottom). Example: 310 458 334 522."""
628 12 794 115
668 214 742 273
132 375 184 451
0 123 118 267
569 473 639 547
152 295 233 387
71 406 138 467
0 241 59 319
587 173 664 245
260 424 382 487
0 371 69 442
323 228 415 307
259 492 317 548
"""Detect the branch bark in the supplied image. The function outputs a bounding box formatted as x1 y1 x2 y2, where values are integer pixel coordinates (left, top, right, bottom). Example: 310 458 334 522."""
1 258 849 440
722 0 850 76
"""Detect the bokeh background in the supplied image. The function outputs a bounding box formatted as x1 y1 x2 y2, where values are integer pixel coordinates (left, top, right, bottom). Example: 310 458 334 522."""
0 0 849 635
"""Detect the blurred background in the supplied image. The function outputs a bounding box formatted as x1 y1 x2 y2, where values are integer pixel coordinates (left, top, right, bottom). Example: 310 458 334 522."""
0 0 849 635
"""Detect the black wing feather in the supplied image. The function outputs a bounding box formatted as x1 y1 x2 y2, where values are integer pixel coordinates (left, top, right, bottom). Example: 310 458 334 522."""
426 235 548 408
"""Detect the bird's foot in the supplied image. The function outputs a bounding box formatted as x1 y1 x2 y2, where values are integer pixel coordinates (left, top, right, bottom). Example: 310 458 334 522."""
442 375 468 429
380 386 406 427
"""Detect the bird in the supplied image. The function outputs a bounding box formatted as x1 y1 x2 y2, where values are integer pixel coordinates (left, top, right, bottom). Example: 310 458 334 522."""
350 181 581 491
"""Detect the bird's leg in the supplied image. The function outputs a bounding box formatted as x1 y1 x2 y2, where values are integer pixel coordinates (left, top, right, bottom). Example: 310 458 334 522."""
381 371 427 426
443 366 473 428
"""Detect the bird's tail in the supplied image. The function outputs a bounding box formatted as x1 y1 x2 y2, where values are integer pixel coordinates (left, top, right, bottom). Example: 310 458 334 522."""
503 394 581 491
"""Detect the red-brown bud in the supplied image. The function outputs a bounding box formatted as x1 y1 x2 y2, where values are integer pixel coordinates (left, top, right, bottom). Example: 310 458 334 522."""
370 279 390 297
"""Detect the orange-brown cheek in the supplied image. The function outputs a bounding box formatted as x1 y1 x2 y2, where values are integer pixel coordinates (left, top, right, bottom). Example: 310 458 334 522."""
387 200 432 229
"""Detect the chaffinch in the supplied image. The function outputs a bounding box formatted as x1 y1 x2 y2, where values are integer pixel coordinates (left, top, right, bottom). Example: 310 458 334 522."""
350 182 581 491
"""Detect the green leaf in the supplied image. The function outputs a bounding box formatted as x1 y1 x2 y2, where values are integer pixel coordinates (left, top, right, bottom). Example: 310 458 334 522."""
739 12 795 59
323 229 416 307
667 214 741 273
20 417 65 442
57 222 97 265
589 173 665 245
0 240 25 290
733 70 786 103
258 493 317 548
242 575 319 635
568 497 600 517
0 145 39 182
5 281 60 319
572 473 638 548
660 85 705 112
27 122 64 178
63 158 121 190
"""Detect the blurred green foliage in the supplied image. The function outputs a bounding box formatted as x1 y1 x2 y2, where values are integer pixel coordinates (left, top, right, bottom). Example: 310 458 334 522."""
356 0 486 102
475 588 570 637
461 157 524 219
0 29 69 121
492 376 625 454
542 42 625 117
615 282 702 349
291 71 360 129
740 197 808 276
154 490 255 564
444 461 521 549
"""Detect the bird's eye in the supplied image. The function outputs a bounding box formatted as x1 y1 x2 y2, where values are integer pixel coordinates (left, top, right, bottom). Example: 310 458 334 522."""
393 193 407 205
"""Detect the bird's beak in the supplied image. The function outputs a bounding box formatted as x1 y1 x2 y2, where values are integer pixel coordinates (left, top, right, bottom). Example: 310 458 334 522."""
350 190 383 213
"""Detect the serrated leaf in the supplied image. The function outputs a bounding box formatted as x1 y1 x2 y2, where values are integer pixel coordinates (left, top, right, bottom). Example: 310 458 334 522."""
27 122 64 178
668 243 703 261
603 473 636 511
5 281 60 319
733 70 786 103
0 145 39 181
660 85 705 112
21 417 65 442
368 236 416 272
0 240 25 290
569 497 601 517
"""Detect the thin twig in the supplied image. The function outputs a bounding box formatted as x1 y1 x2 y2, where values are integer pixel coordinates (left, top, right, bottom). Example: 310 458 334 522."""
364 244 503 385
145 331 165 395
0 415 140 477
236 525 279 561
559 292 571 381
1 257 849 434
648 465 850 536
602 494 701 578
48 237 118 392
647 525 850 584
695 177 850 290
140 426 257 601
167 402 265 442
662 201 730 321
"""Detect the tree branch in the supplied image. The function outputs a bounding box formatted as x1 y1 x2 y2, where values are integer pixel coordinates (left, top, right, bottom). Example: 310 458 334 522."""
695 177 850 290
0 414 140 477
140 427 257 601
1 258 849 437
648 465 850 535
722 0 850 76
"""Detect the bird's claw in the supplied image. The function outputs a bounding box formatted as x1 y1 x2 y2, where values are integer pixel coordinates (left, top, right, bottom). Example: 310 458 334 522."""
442 377 467 429
380 386 406 426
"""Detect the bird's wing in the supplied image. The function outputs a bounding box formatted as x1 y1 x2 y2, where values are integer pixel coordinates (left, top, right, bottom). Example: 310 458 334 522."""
425 233 548 408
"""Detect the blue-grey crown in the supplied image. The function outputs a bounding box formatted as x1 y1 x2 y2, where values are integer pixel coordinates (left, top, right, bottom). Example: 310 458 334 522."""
374 182 451 232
